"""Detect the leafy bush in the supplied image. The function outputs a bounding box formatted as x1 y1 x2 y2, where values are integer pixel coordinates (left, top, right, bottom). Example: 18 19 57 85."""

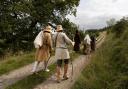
113 17 128 37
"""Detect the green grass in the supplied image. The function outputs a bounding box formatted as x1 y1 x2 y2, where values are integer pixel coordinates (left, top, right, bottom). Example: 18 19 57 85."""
6 64 56 89
0 52 35 75
6 52 80 89
72 31 128 89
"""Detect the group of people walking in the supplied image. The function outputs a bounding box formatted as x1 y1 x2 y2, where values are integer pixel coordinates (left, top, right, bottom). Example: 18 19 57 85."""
32 24 96 83
73 30 96 54
32 24 74 83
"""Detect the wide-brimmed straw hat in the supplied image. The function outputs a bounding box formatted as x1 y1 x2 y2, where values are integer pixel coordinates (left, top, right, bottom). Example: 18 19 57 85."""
44 25 52 33
56 25 63 32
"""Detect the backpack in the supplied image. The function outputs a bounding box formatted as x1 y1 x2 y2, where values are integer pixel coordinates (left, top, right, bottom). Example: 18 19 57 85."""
34 31 44 48
83 39 87 45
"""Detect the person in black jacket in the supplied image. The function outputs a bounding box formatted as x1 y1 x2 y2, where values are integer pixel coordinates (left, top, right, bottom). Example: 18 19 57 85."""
90 35 96 52
74 30 81 52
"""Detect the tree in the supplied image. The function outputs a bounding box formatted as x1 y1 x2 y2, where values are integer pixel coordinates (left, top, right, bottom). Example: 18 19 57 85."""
113 17 128 37
0 0 80 55
106 18 116 27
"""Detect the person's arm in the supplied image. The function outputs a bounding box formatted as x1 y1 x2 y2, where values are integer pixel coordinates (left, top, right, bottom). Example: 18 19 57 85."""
63 33 74 46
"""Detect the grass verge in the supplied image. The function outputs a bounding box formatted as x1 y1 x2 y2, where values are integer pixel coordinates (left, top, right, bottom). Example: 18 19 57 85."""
72 32 128 89
0 52 35 75
0 50 56 76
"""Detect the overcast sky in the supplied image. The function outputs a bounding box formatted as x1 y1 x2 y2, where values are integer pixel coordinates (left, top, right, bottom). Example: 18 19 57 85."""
67 0 128 30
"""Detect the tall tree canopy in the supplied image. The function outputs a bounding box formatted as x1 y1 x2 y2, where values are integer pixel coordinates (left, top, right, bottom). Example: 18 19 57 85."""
0 0 80 55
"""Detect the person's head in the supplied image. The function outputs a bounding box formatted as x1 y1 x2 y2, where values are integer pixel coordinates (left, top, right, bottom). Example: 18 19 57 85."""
86 34 90 37
44 25 52 33
76 30 78 33
56 25 63 32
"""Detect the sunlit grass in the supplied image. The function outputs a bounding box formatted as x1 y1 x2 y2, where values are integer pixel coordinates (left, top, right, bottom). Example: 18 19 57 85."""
0 52 35 75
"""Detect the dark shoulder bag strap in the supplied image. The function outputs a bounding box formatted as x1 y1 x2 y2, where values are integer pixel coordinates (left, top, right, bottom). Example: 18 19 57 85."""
55 33 59 47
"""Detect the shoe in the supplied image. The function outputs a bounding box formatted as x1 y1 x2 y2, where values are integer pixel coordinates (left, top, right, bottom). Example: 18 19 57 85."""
63 76 69 80
56 79 61 83
44 68 50 72
32 71 38 75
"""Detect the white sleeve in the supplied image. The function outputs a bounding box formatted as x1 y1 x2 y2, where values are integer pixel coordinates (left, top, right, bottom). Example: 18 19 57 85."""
63 33 73 46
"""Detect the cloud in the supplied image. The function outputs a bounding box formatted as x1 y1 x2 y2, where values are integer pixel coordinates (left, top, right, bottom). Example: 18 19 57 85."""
112 0 118 2
67 0 128 29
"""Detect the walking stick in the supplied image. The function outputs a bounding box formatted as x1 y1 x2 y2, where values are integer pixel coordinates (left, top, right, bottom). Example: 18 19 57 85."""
45 54 51 70
70 58 73 82
70 51 74 82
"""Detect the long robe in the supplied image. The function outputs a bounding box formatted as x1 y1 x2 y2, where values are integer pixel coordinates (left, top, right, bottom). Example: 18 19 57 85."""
36 32 52 61
83 34 91 54
74 33 81 51
91 36 96 51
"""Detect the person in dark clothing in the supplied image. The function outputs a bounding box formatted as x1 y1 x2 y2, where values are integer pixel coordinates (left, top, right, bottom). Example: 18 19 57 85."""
90 35 96 51
74 30 81 52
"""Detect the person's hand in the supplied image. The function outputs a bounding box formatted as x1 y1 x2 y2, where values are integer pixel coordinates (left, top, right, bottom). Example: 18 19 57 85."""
72 42 75 46
49 50 52 54
38 46 41 49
